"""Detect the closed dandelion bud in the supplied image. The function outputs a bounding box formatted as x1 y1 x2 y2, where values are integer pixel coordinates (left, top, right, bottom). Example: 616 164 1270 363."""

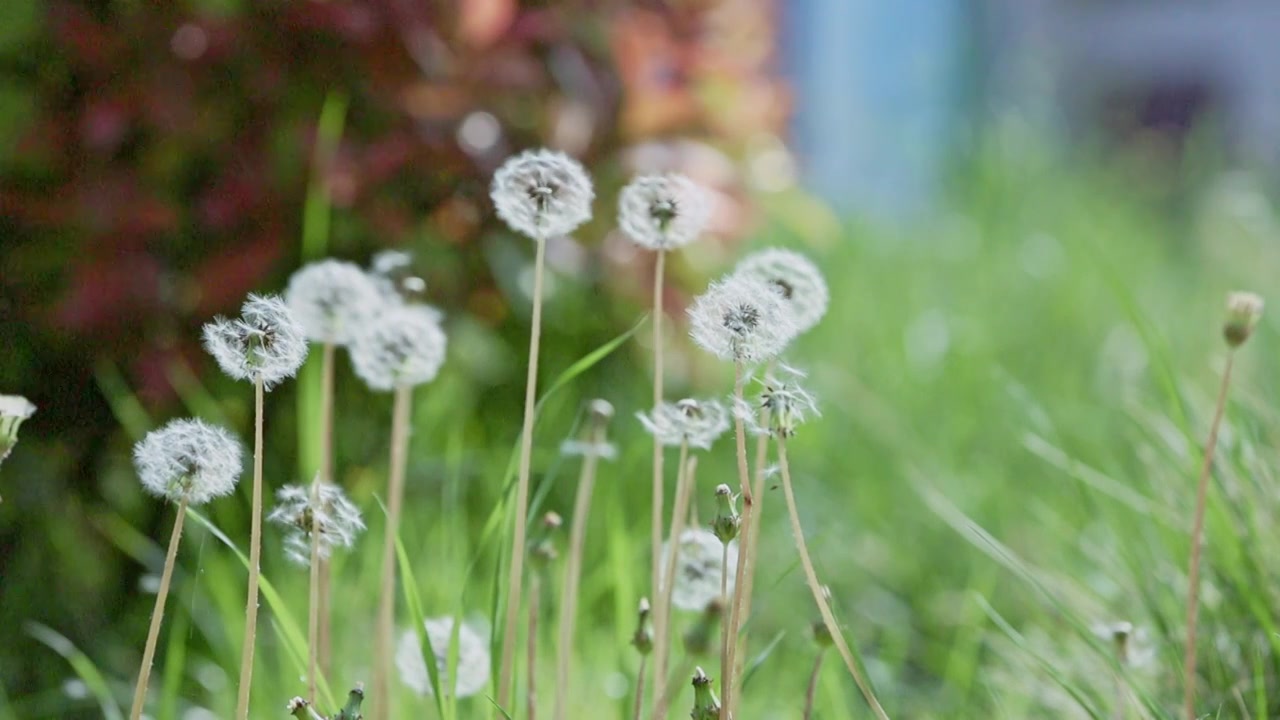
491 149 594 241
618 174 711 251
202 294 308 390
0 394 35 468
689 274 797 364
1224 291 1263 348
395 617 491 698
349 304 447 391
734 248 830 333
690 667 721 720
632 597 654 655
133 419 243 505
711 484 740 544
267 481 365 566
638 398 731 451
682 597 723 657
336 684 366 720
284 260 384 346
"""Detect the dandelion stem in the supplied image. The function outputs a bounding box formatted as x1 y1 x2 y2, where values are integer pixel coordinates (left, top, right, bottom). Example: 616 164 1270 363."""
777 437 889 720
721 363 755 719
734 365 773 698
718 540 730 719
1183 350 1236 720
803 649 826 720
652 442 691 720
555 421 605 720
234 376 266 720
317 341 336 680
128 495 189 720
529 571 541 720
373 383 413 720
308 476 323 705
498 236 549 714
632 655 648 720
649 249 668 704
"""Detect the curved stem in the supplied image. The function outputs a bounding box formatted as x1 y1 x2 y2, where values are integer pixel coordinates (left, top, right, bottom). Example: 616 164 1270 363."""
650 249 668 702
777 437 889 720
235 377 266 720
373 384 414 720
803 649 826 720
555 424 605 720
317 341 336 680
498 237 549 714
1183 351 1235 720
128 496 188 720
721 364 755 719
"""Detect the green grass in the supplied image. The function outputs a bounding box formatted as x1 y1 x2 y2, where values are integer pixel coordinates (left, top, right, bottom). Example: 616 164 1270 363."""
18 143 1280 719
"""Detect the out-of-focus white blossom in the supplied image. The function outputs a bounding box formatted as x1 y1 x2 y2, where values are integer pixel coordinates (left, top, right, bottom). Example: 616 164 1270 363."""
349 305 447 391
267 481 365 566
395 617 491 698
618 174 710 251
662 528 737 612
638 398 730 451
733 248 829 333
285 260 383 346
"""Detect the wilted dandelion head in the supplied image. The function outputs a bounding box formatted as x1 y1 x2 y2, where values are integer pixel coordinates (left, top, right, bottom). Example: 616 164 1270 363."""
638 398 730 450
133 419 242 505
733 248 830 333
267 481 365 566
688 275 796 364
395 617 491 698
491 149 594 241
741 364 820 438
202 294 309 389
284 260 384 346
349 304 447 391
1224 290 1264 348
618 173 711 251
662 528 737 612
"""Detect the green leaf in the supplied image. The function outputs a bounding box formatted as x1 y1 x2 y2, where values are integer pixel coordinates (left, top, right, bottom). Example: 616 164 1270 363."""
26 622 123 720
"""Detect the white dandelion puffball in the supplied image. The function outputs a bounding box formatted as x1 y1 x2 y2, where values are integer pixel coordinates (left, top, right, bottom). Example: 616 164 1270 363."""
350 304 447 391
396 617 491 698
618 174 710 251
284 260 384 345
202 294 309 390
267 482 365 566
134 419 243 505
662 528 738 612
688 274 797 364
638 398 730 450
734 248 830 333
491 149 594 240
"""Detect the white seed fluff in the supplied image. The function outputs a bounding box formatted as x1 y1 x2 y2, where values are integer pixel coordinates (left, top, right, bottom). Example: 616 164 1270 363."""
202 294 309 390
285 260 384 346
349 304 447 391
491 149 594 241
618 173 711 251
395 617 491 698
733 248 830 333
662 528 738 612
267 482 366 566
133 418 242 505
638 398 731 451
0 395 35 422
688 274 797 364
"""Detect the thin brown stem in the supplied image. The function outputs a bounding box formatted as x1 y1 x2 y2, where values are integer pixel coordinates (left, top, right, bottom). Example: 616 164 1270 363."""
803 649 826 720
734 370 773 699
777 437 889 720
317 341 336 679
652 442 691 720
308 477 322 705
632 655 648 720
555 424 605 720
235 377 266 720
718 541 730 719
649 248 668 704
373 384 414 720
721 364 755 719
498 237 549 714
1183 351 1236 720
529 571 542 720
129 496 189 720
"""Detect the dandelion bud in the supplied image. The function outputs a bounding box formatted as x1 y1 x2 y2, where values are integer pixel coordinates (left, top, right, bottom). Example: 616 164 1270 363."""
267 481 365 567
618 174 710 251
711 484 740 544
662 528 737 611
339 684 366 719
689 274 797 365
529 511 562 566
682 597 722 656
1224 291 1263 348
284 260 384 346
588 398 615 423
133 419 243 506
395 617 491 698
560 398 618 459
690 667 721 720
637 397 730 451
349 304 447 391
491 149 594 241
632 597 654 655
734 248 830 333
0 394 36 469
202 294 309 390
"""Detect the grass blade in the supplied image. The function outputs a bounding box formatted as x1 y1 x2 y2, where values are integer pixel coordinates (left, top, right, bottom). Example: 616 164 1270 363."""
26 622 124 720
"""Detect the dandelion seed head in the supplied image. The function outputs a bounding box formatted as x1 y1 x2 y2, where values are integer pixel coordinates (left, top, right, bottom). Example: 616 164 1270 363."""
395 617 491 698
638 398 730 450
202 294 308 390
733 248 829 333
267 481 365 566
350 304 447 391
491 149 594 241
688 275 796 364
285 260 384 346
618 174 710 251
662 528 737 612
133 418 242 505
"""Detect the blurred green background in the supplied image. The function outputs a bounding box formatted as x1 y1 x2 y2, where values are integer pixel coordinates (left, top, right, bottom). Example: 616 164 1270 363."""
3 1 1280 718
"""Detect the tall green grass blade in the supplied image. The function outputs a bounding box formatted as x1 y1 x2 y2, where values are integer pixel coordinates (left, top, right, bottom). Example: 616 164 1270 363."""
93 359 153 441
25 622 123 720
388 499 448 720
